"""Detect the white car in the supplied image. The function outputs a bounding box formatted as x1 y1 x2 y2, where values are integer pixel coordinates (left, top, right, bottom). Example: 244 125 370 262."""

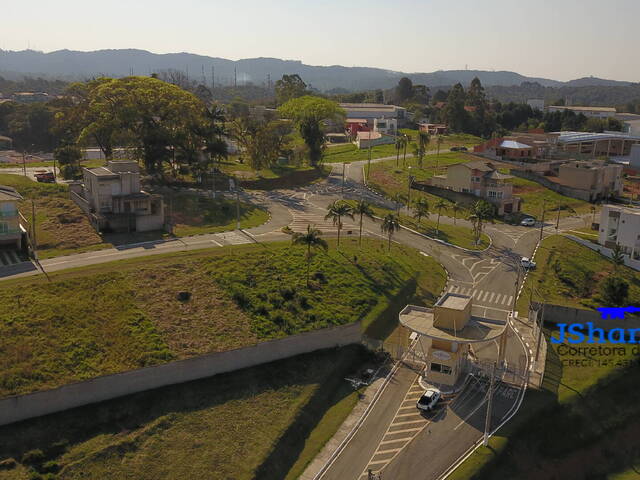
520 217 536 227
416 388 441 412
521 257 537 269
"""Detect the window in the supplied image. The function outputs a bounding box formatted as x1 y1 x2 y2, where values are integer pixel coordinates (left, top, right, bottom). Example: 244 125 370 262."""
430 363 452 375
0 222 8 234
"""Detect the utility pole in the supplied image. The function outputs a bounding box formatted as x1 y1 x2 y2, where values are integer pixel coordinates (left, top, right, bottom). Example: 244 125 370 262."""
483 362 497 446
407 167 414 213
367 143 372 180
341 162 347 197
31 199 37 258
236 187 241 230
22 150 27 176
534 303 545 363
52 154 57 182
539 199 546 242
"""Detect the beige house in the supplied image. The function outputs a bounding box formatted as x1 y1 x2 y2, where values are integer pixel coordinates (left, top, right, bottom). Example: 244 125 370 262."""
70 160 165 233
0 185 26 249
429 161 521 215
556 160 623 201
399 293 505 386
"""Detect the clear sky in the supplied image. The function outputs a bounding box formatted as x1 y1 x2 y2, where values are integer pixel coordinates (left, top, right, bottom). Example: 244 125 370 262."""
2 0 638 81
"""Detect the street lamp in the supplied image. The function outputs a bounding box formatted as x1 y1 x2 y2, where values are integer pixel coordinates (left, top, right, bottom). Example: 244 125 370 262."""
407 167 414 213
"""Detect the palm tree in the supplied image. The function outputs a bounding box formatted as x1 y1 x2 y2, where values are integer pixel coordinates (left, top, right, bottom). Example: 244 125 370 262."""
611 243 625 270
402 134 409 167
412 132 430 169
354 200 375 246
395 137 403 167
469 200 495 245
381 213 400 251
413 198 430 227
325 200 354 248
451 202 462 224
590 205 597 227
434 199 448 234
292 225 328 287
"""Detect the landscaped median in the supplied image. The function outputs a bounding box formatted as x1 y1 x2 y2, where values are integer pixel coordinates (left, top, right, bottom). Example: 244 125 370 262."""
0 238 446 479
450 235 640 480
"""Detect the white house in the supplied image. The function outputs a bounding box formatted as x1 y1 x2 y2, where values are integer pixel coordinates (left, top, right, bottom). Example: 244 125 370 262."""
598 204 640 260
546 105 617 119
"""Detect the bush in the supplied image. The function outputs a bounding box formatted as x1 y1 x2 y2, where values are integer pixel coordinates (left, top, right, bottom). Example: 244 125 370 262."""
40 461 60 474
21 449 45 467
0 458 16 470
602 276 629 306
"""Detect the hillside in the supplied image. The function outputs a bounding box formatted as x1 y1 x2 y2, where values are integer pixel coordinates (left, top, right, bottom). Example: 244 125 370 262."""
0 48 633 92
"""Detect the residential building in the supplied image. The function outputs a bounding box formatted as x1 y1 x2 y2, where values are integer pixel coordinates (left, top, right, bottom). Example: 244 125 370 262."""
429 160 521 214
70 160 165 233
399 293 505 387
552 131 640 157
598 205 640 260
546 105 617 118
345 118 370 137
554 160 623 200
354 131 395 149
373 118 397 135
339 103 407 126
0 185 26 250
615 113 640 136
418 123 448 135
495 140 534 160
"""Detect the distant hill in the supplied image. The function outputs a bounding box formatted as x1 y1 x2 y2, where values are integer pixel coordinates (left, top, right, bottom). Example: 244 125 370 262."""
564 76 632 87
0 48 633 92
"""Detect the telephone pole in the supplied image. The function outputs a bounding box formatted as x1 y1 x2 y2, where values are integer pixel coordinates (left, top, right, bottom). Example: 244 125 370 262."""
539 199 546 241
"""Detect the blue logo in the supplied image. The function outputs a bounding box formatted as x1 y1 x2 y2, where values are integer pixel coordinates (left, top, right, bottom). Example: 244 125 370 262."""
552 307 640 344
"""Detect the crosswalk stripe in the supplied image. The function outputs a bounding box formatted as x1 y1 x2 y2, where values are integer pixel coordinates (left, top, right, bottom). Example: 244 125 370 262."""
380 437 414 445
506 295 513 306
488 292 496 302
387 427 423 434
375 448 403 455
390 419 427 427
481 291 490 301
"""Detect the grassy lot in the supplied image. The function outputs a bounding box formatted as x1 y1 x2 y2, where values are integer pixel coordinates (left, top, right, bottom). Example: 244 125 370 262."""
168 193 268 237
0 346 375 480
217 158 330 190
0 159 105 169
322 142 401 164
344 200 490 251
508 176 593 220
516 235 640 313
0 239 445 398
0 175 269 258
398 130 483 150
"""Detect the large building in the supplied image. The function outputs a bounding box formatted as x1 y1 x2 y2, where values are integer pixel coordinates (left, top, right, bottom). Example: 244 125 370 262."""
399 293 505 387
598 205 640 260
70 160 165 233
339 103 407 126
555 160 623 200
0 185 27 250
429 160 521 215
546 105 617 118
553 131 640 157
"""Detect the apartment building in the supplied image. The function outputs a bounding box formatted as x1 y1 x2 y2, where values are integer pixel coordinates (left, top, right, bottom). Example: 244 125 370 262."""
0 185 26 249
70 160 165 233
556 160 623 200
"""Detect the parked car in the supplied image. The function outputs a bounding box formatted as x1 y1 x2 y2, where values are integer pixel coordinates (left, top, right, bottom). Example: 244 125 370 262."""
416 388 441 412
521 257 537 269
520 217 536 227
34 171 55 183
450 146 460 151
459 146 468 151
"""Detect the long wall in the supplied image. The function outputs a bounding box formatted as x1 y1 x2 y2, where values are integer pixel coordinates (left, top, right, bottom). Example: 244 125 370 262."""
0 322 362 426
509 169 592 202
534 302 640 330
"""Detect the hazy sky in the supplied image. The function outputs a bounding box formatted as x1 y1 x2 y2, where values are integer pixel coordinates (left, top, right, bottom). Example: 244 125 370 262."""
2 0 638 81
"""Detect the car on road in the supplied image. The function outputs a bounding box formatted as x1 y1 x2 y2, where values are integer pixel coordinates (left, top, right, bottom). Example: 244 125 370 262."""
521 257 537 269
34 170 55 183
416 388 441 412
520 217 535 227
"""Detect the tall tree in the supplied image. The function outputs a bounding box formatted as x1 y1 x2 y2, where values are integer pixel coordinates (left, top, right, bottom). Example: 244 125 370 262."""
469 200 495 245
451 202 462 225
381 213 400 251
279 96 345 167
292 225 328 287
396 77 414 103
434 199 448 234
325 200 354 248
443 83 468 133
413 198 430 227
275 74 308 105
353 200 375 246
412 132 430 169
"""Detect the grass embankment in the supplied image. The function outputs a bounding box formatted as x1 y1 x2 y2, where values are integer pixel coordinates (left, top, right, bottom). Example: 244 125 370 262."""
217 158 330 190
0 239 445 398
451 236 640 480
508 176 592 220
0 159 105 169
516 235 640 313
0 175 267 258
344 200 490 251
0 346 375 480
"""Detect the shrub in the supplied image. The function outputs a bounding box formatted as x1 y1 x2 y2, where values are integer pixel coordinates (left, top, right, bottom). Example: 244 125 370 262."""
21 449 45 468
0 458 16 470
40 461 60 474
601 276 629 306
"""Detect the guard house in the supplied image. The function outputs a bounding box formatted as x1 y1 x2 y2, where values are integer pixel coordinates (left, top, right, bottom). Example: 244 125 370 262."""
399 293 505 386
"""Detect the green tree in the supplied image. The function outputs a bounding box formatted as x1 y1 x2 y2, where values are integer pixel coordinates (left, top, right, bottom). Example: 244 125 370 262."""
433 198 448 234
451 202 462 224
54 145 83 179
601 276 629 306
413 198 430 226
611 244 626 271
469 200 495 245
412 132 430 168
231 116 291 170
381 213 400 251
279 96 345 167
443 83 468 133
275 74 308 105
396 77 414 103
353 200 375 246
292 224 328 287
325 200 354 248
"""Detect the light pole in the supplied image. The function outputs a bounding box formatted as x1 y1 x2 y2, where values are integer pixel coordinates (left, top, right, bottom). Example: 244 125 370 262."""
342 162 347 197
367 142 372 180
483 362 497 446
407 167 414 213
539 200 546 242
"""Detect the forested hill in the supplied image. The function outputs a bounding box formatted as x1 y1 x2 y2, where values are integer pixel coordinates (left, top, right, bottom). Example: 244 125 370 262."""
0 48 633 92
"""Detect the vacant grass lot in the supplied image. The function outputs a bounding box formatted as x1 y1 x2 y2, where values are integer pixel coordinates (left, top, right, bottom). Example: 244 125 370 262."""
217 158 330 190
516 235 640 313
0 239 445 398
169 193 268 236
0 346 373 480
508 176 592 220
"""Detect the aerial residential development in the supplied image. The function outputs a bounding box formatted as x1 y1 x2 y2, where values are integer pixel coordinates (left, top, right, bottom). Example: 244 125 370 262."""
0 2 639 480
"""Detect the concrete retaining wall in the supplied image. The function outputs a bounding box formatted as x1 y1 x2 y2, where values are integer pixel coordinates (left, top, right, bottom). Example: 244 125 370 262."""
0 322 362 426
510 169 593 202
